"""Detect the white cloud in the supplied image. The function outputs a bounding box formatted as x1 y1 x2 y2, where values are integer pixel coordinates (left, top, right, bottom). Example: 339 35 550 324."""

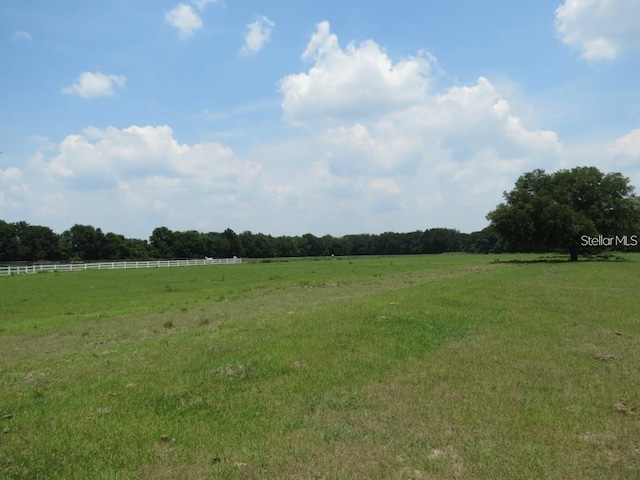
165 3 203 38
612 129 640 159
11 31 32 42
0 167 22 182
192 0 218 10
62 71 126 99
320 123 422 174
280 21 432 122
609 129 640 188
241 16 275 56
272 22 566 232
275 40 563 231
431 78 560 155
21 125 264 235
368 178 401 195
306 73 559 177
10 22 640 239
555 0 640 62
44 125 256 184
262 184 299 208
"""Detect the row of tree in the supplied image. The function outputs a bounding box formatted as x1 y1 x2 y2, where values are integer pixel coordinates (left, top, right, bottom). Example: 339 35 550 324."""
3 166 639 263
0 219 500 263
0 221 146 262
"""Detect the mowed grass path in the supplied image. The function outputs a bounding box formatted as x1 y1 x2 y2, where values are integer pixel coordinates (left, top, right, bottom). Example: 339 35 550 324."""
1 254 639 479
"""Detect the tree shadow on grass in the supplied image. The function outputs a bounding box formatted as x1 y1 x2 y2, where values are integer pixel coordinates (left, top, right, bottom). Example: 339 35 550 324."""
491 253 632 264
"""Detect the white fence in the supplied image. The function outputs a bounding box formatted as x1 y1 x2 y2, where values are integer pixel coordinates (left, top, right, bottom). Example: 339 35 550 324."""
0 257 242 276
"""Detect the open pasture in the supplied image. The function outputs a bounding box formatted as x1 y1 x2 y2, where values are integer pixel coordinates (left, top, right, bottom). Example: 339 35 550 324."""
1 254 639 479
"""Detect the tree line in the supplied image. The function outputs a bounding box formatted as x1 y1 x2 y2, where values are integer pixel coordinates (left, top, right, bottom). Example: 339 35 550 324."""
4 165 639 264
0 219 500 263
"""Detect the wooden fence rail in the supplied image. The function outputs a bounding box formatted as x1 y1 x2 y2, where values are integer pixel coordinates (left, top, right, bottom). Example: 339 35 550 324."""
0 257 242 276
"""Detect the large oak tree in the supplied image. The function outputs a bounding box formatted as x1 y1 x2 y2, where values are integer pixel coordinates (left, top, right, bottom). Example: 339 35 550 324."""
487 167 640 261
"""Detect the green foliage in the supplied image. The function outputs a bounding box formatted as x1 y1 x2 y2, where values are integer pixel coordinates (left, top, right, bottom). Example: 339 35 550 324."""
487 167 640 260
0 220 60 261
1 220 492 263
466 225 499 253
59 224 107 260
149 226 175 258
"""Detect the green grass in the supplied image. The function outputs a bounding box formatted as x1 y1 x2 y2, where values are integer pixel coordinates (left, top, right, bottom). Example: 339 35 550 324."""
1 254 639 479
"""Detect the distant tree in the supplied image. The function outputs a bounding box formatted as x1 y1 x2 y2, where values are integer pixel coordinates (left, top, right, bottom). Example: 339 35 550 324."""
341 234 375 256
103 232 128 260
16 222 61 261
272 235 299 257
250 233 277 258
59 224 106 261
466 225 499 253
239 230 278 258
0 219 20 261
1 217 511 263
202 231 226 258
298 233 324 256
172 230 205 258
487 167 640 261
421 228 464 254
222 228 244 257
404 231 425 254
376 232 405 255
125 238 151 259
321 234 341 256
149 226 175 258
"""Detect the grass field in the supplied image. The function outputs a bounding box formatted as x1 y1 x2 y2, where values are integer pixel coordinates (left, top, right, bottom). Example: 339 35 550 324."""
1 254 639 479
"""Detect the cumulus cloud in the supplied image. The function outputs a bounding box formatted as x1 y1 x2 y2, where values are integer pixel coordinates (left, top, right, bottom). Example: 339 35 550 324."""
292 77 561 230
280 21 432 122
368 178 401 195
165 3 203 38
431 77 560 156
15 125 267 235
62 71 126 98
0 167 22 182
309 75 559 177
241 16 275 56
320 123 423 174
271 22 569 232
612 129 640 159
43 125 261 186
555 0 640 61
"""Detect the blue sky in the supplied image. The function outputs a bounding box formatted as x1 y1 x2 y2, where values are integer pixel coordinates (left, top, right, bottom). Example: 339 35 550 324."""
1 0 639 239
